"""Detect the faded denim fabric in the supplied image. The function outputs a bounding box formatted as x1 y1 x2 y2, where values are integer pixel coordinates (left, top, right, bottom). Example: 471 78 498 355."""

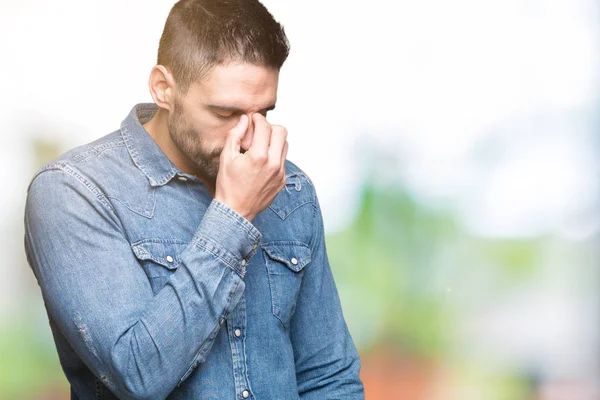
23 104 364 400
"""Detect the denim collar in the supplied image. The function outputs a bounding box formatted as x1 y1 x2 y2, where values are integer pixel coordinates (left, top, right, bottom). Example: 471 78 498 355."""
120 103 180 187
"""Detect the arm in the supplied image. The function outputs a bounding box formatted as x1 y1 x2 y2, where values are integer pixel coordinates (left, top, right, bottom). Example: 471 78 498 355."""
24 165 260 400
290 192 365 399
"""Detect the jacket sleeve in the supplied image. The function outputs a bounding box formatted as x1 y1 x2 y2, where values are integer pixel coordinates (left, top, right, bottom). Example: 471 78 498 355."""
289 190 365 399
24 165 261 400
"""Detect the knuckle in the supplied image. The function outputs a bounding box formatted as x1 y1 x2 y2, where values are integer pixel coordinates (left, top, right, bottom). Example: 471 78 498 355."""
268 158 281 171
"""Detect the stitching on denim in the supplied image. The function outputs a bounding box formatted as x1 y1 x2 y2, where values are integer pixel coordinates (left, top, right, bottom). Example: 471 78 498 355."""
262 249 281 324
121 125 179 186
268 199 313 220
34 162 116 215
268 172 315 219
261 244 309 327
261 240 310 247
261 242 311 268
131 238 189 246
309 200 319 252
192 240 243 277
239 297 255 398
121 126 154 184
212 200 261 242
177 279 239 387
71 140 125 163
106 190 156 219
130 240 187 268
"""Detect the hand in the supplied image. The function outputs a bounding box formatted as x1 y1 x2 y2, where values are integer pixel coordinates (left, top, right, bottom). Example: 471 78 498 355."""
215 113 288 222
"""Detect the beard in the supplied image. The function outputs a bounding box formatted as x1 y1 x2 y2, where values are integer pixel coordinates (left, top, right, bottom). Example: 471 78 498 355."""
168 99 222 183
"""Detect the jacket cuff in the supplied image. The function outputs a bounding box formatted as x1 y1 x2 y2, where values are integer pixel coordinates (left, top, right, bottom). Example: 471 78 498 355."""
191 198 262 277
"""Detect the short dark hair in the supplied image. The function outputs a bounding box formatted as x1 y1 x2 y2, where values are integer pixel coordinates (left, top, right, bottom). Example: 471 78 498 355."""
157 0 290 94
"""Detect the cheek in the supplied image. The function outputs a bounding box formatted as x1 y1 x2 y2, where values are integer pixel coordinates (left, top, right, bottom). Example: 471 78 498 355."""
197 125 229 153
188 112 239 149
189 112 225 135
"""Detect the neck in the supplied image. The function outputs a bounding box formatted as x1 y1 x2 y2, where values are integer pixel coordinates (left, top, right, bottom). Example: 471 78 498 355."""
142 107 217 196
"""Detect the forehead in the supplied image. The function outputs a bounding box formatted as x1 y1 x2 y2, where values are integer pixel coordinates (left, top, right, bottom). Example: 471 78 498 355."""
190 62 279 109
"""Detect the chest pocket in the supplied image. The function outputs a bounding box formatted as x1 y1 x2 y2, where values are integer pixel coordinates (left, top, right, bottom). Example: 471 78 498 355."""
131 239 188 295
262 241 312 327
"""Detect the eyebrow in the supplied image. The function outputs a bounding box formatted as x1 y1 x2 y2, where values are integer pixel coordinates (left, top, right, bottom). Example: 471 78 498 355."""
206 104 276 113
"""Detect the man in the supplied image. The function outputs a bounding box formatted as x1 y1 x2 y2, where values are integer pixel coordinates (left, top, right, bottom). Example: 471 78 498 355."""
24 0 364 399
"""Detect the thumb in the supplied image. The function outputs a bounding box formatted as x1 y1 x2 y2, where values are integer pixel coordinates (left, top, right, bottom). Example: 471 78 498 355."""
221 114 249 160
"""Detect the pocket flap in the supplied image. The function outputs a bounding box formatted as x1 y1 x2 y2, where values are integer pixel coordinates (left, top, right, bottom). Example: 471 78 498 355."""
130 239 188 270
262 242 311 272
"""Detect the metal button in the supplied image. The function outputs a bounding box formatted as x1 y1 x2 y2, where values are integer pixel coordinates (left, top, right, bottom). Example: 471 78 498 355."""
166 255 174 263
242 390 250 398
234 328 241 337
241 259 247 266
291 257 298 265
177 176 188 182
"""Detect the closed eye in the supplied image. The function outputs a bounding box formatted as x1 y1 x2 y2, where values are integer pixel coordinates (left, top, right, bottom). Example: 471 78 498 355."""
208 103 275 118
214 112 235 119
216 111 268 119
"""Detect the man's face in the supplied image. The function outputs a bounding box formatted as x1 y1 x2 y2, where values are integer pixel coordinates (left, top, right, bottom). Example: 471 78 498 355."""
167 62 279 183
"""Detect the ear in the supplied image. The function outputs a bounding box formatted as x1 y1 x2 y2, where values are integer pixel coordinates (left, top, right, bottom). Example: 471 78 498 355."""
148 65 176 110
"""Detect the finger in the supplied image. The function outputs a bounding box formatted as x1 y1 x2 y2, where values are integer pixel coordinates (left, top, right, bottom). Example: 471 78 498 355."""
268 124 287 163
281 140 288 164
248 113 271 159
221 114 249 160
279 140 288 177
240 114 254 152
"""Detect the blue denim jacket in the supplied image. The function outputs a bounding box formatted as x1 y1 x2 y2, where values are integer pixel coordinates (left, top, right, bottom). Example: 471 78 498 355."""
23 104 364 400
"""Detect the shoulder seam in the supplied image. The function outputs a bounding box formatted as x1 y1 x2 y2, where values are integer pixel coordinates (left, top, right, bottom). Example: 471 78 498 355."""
29 161 115 213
